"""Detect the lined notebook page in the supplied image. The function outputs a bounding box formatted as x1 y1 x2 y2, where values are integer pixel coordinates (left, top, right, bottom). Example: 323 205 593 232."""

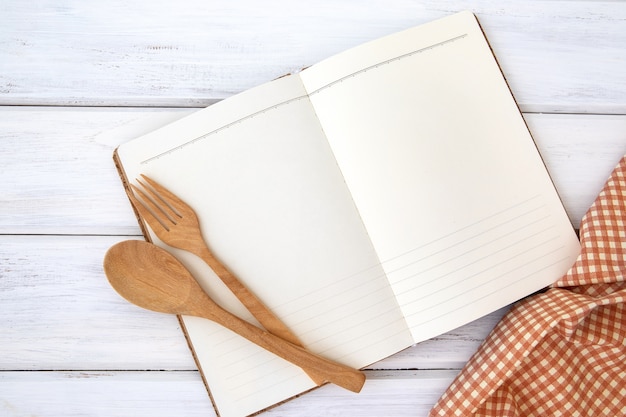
115 74 413 417
301 11 580 342
115 12 580 416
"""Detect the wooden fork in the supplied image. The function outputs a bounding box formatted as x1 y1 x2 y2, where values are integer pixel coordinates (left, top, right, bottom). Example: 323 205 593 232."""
128 174 325 385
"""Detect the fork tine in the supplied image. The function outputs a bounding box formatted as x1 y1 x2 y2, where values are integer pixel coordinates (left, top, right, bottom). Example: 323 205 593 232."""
135 177 181 224
139 175 183 218
128 185 171 232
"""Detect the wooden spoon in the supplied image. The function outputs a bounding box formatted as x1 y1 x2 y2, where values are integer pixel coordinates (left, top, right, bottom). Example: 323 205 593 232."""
103 239 365 393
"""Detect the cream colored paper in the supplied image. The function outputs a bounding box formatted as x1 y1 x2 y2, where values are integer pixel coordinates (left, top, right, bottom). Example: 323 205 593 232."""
300 11 580 342
115 11 579 417
116 74 413 417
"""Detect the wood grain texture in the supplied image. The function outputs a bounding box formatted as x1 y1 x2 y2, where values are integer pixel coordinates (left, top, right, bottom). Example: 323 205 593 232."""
262 370 459 417
1 1 625 112
526 114 626 226
0 235 197 371
0 370 456 417
1 107 624 235
2 2 625 416
0 371 217 417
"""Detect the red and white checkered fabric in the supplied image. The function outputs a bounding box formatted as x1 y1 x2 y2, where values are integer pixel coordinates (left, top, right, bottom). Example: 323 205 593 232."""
430 155 626 416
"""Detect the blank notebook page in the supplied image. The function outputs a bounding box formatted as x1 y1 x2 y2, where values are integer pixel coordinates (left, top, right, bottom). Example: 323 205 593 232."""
301 11 580 342
115 74 414 417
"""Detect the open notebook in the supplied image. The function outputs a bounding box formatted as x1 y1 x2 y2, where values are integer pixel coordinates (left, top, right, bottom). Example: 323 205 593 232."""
114 11 580 417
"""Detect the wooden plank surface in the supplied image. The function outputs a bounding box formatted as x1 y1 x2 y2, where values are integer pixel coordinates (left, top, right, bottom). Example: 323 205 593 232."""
1 107 624 235
2 1 625 416
1 1 625 113
0 370 458 417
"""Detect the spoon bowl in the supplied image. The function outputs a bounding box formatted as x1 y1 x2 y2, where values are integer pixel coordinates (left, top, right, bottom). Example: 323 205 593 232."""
104 239 195 313
103 239 366 393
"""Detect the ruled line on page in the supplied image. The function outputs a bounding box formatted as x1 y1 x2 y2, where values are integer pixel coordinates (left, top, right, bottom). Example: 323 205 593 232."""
140 33 468 165
218 283 407 366
380 197 550 285
217 196 555 379
399 236 563 311
267 256 390 315
406 252 571 330
224 312 411 392
140 95 310 164
197 195 560 400
222 307 408 385
390 222 557 298
224 313 416 395
360 193 572 334
219 298 410 389
203 231 561 381
378 195 545 272
264 196 545 320
264 195 545 320
307 33 467 96
276 269 393 324
216 286 404 366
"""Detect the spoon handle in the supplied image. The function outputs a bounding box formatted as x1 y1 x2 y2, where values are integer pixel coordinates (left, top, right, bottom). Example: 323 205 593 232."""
194 246 327 386
193 246 300 343
197 301 366 393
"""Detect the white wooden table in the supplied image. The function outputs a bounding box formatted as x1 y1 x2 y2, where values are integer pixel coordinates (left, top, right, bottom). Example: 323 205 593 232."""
2 2 625 416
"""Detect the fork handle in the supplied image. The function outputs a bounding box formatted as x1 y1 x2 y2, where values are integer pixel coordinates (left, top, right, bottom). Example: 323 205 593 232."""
195 246 302 344
193 245 327 385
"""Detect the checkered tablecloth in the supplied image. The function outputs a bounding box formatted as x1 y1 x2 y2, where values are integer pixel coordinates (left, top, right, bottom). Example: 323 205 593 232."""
430 155 626 416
